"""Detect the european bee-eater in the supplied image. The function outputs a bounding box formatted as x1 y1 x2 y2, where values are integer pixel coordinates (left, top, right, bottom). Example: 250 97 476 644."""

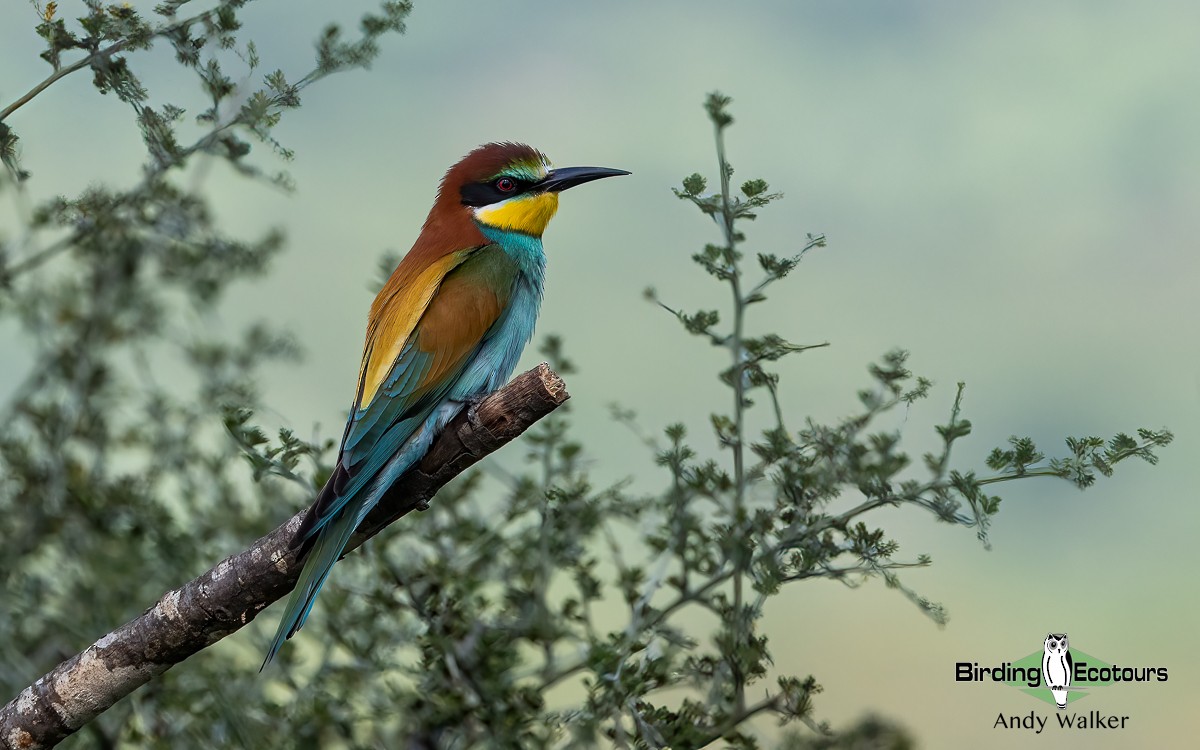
263 142 628 665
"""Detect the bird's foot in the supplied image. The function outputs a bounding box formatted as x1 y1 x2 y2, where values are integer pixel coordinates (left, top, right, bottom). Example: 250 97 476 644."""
464 394 487 425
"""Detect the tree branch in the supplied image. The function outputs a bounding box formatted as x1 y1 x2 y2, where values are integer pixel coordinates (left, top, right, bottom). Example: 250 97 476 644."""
0 6 220 125
0 42 125 124
0 364 569 750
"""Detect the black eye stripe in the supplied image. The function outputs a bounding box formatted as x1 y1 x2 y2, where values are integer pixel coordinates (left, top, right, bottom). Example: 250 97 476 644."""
459 177 536 207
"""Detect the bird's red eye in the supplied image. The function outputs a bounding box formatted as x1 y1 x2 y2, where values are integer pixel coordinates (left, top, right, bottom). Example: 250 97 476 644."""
496 177 516 192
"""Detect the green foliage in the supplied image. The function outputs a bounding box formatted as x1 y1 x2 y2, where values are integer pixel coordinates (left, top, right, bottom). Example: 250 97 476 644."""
0 8 1171 750
0 1 410 746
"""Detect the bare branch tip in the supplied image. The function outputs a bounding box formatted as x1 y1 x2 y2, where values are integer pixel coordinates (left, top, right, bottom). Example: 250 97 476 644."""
533 362 570 403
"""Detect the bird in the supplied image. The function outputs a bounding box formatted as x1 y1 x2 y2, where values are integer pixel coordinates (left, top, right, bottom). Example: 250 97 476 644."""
262 142 628 666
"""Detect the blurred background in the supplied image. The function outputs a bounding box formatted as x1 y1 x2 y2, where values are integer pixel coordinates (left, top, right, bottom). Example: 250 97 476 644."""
2 0 1197 746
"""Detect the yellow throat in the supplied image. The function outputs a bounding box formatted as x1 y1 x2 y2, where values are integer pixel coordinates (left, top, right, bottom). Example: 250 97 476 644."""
473 192 560 236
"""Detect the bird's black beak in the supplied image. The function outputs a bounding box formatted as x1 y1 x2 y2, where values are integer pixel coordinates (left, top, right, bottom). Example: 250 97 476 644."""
537 166 631 193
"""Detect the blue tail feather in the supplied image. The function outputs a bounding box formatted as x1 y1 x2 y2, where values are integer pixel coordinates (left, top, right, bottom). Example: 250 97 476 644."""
261 508 360 669
261 417 435 668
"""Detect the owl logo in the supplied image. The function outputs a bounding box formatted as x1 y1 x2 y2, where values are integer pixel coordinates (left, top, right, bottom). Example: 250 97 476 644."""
1042 633 1073 709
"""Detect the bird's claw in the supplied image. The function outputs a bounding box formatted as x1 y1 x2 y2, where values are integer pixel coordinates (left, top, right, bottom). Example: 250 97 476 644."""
464 395 486 424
